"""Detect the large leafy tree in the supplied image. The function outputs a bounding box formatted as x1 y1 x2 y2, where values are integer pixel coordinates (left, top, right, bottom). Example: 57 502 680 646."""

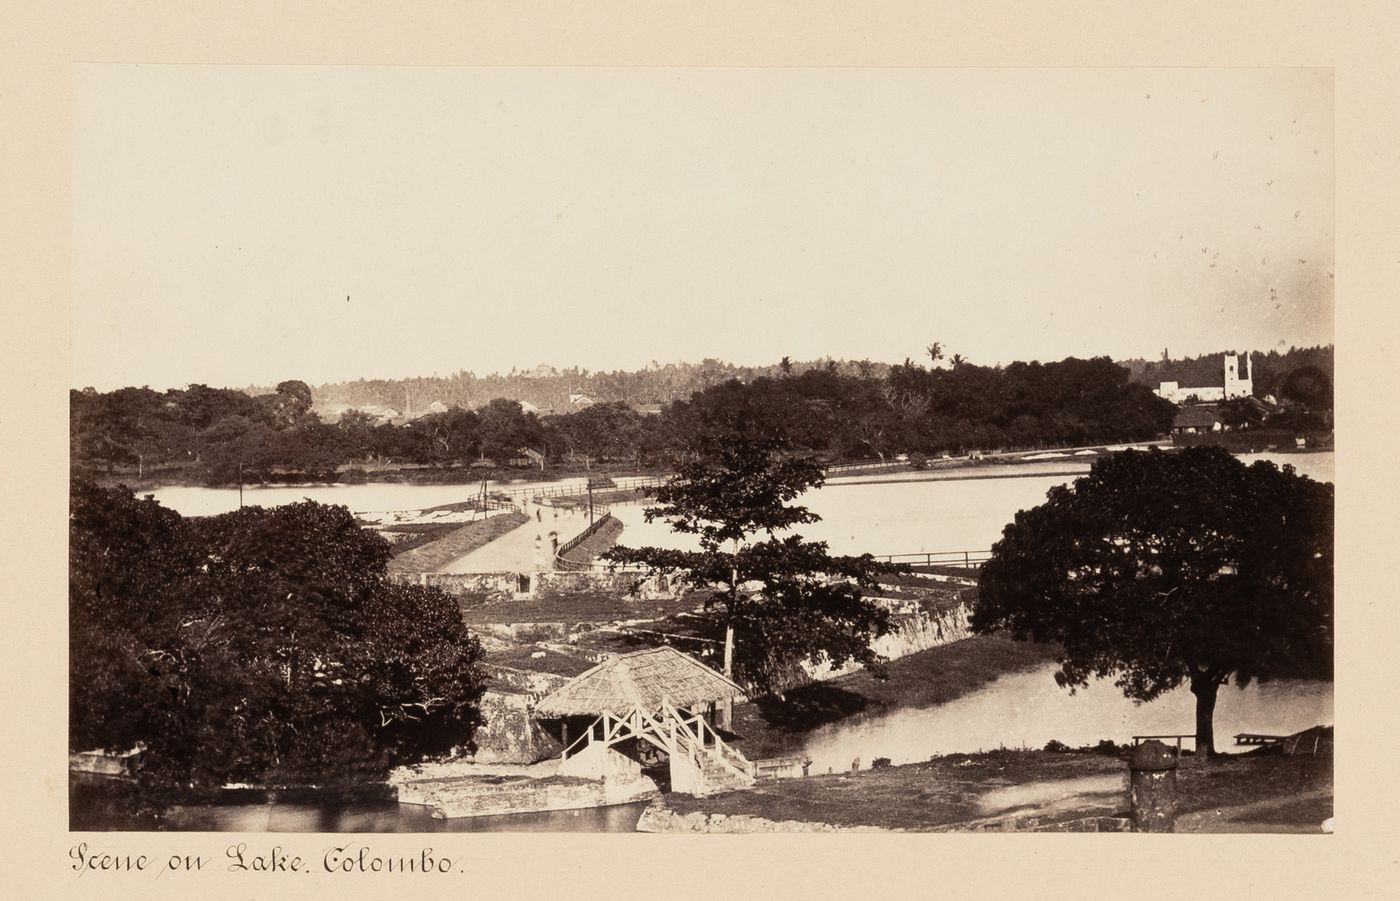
70 480 487 800
973 447 1332 754
478 398 543 461
604 431 893 726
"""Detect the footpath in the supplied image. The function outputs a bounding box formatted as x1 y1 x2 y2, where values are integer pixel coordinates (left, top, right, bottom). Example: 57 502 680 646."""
440 501 594 573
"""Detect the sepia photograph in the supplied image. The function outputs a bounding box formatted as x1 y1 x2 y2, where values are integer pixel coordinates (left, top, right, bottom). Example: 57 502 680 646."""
67 64 1335 837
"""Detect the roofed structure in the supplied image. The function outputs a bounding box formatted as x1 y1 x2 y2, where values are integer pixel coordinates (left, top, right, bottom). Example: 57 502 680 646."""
535 647 746 718
1172 405 1222 433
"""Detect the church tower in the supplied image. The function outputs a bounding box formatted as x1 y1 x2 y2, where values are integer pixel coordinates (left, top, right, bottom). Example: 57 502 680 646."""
1223 351 1253 400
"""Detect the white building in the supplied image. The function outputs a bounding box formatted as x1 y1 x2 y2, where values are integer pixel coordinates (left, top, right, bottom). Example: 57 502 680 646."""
1155 352 1253 404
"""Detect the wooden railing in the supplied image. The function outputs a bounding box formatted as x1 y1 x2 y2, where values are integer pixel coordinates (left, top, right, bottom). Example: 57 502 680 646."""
660 699 755 779
822 458 910 475
870 549 992 569
554 512 619 571
492 475 670 504
559 701 755 781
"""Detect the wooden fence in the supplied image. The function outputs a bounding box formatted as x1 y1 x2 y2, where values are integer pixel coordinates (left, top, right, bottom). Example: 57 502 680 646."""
554 513 619 571
870 549 992 569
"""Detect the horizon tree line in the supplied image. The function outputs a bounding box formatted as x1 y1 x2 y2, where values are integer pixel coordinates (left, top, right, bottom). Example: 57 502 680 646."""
70 347 1332 486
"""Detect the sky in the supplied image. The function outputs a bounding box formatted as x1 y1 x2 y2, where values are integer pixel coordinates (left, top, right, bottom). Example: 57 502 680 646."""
71 66 1334 391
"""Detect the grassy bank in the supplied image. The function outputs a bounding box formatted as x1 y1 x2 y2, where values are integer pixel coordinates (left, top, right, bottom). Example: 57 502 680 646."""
731 636 1062 759
663 750 1124 830
660 748 1331 832
557 515 624 565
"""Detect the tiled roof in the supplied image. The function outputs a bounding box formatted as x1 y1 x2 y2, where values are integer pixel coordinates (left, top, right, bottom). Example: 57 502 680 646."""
1172 406 1221 428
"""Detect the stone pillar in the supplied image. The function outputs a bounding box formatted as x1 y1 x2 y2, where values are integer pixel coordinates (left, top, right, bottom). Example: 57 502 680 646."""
1128 740 1179 833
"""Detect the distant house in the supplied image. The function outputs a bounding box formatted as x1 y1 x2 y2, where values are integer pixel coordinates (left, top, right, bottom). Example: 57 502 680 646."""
360 404 402 423
426 400 450 414
1154 352 1254 404
521 363 559 379
314 402 401 424
314 402 353 424
568 392 598 409
1172 406 1223 434
632 403 665 416
518 400 541 415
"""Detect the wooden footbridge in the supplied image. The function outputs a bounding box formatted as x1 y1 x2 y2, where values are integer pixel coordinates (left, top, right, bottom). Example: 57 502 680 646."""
535 647 756 795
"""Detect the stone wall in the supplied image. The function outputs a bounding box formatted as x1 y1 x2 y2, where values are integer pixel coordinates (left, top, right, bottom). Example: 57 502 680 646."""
389 568 675 601
798 600 973 683
389 571 522 600
403 772 659 819
874 601 973 656
535 570 675 599
465 688 565 764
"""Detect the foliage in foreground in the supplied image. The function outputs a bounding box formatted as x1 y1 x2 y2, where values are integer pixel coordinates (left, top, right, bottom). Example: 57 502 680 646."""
69 479 487 798
973 446 1332 754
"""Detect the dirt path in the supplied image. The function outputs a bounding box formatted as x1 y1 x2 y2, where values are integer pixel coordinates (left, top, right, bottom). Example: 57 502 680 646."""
440 502 593 573
974 773 1125 819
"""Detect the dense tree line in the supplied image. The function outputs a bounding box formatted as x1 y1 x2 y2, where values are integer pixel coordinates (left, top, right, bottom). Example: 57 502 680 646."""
296 357 892 414
70 479 487 800
1120 344 1334 401
75 353 1220 485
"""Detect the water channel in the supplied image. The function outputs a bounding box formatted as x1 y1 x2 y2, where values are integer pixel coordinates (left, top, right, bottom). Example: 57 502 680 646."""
799 665 1333 774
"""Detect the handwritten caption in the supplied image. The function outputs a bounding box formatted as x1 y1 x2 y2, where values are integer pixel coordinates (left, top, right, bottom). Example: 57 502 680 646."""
69 842 463 878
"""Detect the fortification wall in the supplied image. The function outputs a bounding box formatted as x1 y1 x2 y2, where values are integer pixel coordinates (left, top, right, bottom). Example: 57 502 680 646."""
389 571 522 599
798 600 974 684
465 688 566 764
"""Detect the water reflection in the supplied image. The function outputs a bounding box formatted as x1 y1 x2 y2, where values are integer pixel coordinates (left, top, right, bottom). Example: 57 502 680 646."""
798 663 1333 774
70 776 651 833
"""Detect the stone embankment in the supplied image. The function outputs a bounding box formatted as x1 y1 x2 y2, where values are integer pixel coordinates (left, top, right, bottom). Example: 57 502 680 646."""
798 587 976 685
400 772 658 819
386 511 529 574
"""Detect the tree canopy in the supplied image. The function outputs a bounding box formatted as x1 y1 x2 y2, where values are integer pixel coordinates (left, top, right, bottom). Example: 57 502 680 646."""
69 480 487 800
71 351 1189 485
603 431 894 713
972 447 1333 754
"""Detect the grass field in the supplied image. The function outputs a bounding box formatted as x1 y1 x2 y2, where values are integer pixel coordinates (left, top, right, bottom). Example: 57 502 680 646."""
660 748 1331 832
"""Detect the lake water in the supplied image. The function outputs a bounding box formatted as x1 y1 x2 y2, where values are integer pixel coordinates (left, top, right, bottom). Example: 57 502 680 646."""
70 775 651 832
143 452 1332 556
797 663 1333 773
141 476 594 519
611 451 1333 558
140 450 1333 573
